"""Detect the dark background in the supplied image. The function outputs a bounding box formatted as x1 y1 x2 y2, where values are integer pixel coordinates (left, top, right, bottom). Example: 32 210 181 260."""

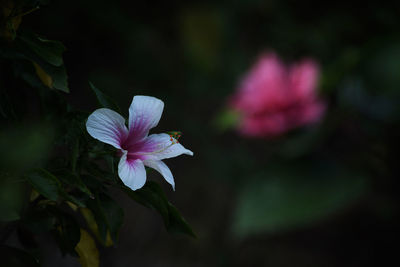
2 0 400 266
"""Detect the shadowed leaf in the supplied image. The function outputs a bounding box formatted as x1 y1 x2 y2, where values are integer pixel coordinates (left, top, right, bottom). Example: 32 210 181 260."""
125 181 196 237
86 193 124 244
26 169 61 201
232 163 369 237
0 245 40 267
89 82 121 113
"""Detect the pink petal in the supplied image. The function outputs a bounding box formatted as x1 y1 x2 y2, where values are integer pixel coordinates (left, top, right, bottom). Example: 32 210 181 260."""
118 151 147 190
239 113 287 137
296 100 326 125
128 96 164 142
233 53 287 114
143 160 175 190
86 108 128 149
289 59 320 101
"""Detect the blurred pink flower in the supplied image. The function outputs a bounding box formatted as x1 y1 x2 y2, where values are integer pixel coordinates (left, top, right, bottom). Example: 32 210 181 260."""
229 52 326 138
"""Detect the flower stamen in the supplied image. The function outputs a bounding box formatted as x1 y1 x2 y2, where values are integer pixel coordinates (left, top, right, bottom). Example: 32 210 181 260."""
136 137 178 156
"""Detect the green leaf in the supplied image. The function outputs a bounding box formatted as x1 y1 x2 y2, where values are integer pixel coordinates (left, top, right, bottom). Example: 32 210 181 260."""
25 169 61 201
166 202 196 237
55 170 93 198
86 193 124 244
232 163 369 238
50 208 81 257
125 181 169 217
27 169 90 208
11 59 48 90
100 194 124 242
89 82 121 113
18 31 65 66
0 245 40 267
83 162 115 183
30 61 68 93
124 181 196 237
61 191 86 208
14 31 69 93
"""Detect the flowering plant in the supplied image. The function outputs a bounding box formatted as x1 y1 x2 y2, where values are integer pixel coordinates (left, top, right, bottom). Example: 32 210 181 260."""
0 2 195 266
86 95 193 191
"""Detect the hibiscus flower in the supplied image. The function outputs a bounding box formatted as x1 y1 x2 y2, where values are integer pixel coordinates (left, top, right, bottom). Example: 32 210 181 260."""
86 95 193 191
229 52 326 138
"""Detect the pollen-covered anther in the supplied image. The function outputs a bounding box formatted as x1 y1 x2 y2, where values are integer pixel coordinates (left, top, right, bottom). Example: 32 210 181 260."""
169 134 179 144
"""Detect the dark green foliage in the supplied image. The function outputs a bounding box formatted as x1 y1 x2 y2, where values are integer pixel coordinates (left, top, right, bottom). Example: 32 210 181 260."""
5 0 400 266
18 31 65 66
0 2 195 265
87 193 124 244
232 162 369 237
0 245 40 267
0 29 69 92
125 181 196 237
90 82 121 113
56 170 93 198
26 169 61 201
15 31 69 92
50 208 81 256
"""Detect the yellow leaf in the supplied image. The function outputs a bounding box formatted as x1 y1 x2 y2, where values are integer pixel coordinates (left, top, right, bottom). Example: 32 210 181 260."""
75 229 99 267
67 201 79 211
29 189 39 202
33 62 53 88
81 208 114 247
1 1 39 41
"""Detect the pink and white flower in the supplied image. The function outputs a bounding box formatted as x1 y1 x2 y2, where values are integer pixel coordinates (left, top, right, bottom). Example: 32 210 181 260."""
86 95 193 191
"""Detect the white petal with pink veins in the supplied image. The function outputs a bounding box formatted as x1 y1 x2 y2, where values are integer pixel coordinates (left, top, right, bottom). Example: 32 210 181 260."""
118 151 147 190
144 160 175 190
128 96 164 141
86 108 128 149
87 95 193 191
144 133 193 160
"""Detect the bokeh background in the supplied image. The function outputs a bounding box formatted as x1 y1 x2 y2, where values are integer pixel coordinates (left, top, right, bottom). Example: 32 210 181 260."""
2 0 400 266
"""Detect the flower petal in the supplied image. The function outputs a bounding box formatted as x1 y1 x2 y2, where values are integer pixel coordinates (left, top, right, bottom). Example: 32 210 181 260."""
86 108 128 149
118 151 147 190
128 95 164 141
289 59 319 100
232 52 287 114
144 133 193 160
143 160 175 190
